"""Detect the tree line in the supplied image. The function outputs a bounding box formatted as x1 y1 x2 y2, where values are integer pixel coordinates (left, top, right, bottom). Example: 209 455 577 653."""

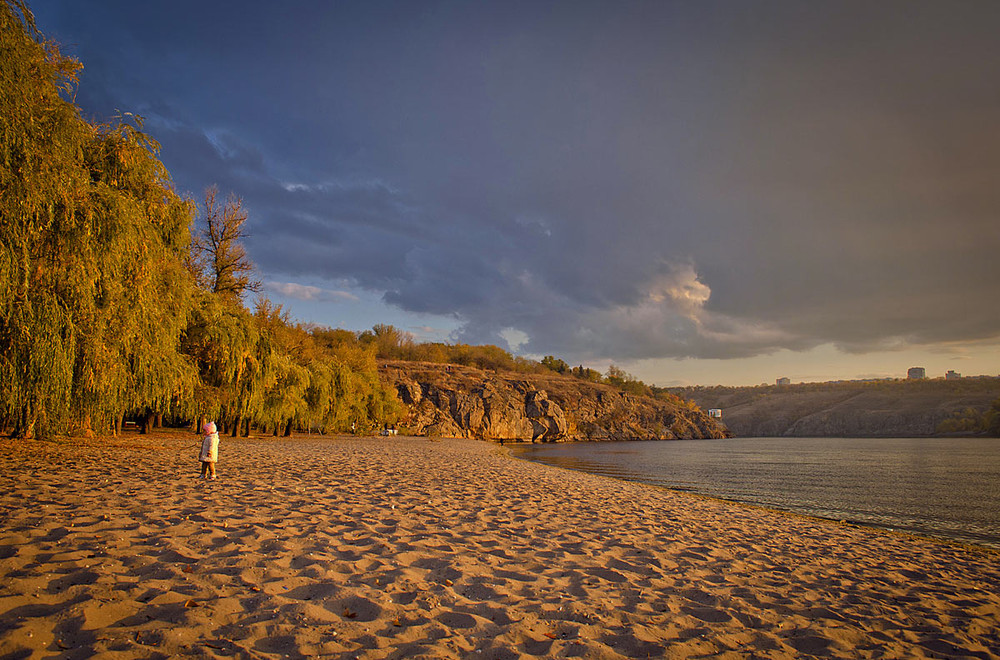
0 2 400 439
937 400 1000 436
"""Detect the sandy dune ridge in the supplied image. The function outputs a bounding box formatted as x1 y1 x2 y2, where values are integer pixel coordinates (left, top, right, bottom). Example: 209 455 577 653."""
1 433 998 659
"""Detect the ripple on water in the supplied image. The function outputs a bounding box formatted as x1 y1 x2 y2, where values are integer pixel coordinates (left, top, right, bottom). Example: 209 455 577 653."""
513 437 1000 549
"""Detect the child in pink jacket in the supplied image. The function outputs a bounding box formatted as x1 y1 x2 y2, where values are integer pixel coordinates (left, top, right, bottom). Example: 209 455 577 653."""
199 422 220 480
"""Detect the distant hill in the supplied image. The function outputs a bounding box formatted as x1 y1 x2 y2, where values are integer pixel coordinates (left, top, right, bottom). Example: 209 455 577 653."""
380 361 729 442
669 378 1000 437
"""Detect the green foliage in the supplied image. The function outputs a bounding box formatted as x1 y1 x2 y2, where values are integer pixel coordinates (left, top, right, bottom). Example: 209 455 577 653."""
1 2 86 436
181 293 270 428
304 324 401 433
937 397 1000 436
988 398 1000 437
571 365 604 383
232 306 403 436
605 365 652 397
1 3 197 437
359 323 415 360
541 355 569 374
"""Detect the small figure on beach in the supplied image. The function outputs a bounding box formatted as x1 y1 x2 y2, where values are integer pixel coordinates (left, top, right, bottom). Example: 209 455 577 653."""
199 421 220 480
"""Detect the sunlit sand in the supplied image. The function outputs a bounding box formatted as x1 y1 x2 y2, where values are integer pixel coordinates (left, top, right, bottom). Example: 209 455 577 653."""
1 432 998 658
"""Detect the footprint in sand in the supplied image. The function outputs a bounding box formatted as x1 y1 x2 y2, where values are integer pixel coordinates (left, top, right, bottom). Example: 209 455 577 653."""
434 611 480 629
680 605 732 623
284 581 341 602
585 567 629 584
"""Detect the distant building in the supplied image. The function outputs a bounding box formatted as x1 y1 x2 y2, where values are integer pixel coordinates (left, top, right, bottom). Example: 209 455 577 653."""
776 377 791 386
708 409 722 419
945 370 962 380
907 367 927 380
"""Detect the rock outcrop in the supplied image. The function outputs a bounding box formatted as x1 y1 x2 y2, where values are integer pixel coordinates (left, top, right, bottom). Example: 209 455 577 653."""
380 361 729 442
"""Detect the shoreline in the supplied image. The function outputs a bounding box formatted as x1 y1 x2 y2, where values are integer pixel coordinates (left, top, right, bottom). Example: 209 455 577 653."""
512 441 1000 556
2 432 999 658
510 436 1000 553
518 460 1000 557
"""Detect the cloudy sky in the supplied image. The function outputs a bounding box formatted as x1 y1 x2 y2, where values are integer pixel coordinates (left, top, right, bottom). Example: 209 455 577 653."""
33 1 1000 386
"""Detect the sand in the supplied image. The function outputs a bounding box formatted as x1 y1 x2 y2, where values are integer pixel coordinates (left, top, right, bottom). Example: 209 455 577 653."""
1 432 998 659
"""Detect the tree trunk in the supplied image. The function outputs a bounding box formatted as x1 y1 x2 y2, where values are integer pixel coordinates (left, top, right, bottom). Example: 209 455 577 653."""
154 413 162 429
283 419 293 437
139 411 155 434
31 407 47 441
14 407 34 439
231 416 240 438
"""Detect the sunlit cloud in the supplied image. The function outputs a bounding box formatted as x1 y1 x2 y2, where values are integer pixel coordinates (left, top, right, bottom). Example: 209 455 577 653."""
583 262 798 360
645 263 712 319
500 328 530 352
265 281 358 303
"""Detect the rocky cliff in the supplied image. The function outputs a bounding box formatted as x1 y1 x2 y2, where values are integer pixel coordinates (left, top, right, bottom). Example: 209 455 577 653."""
380 361 729 442
671 378 1000 437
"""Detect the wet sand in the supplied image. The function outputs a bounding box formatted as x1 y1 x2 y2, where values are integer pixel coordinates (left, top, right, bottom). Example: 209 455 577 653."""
1 432 998 659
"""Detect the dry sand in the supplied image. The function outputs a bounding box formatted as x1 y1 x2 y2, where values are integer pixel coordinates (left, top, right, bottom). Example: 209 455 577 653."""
1 432 998 659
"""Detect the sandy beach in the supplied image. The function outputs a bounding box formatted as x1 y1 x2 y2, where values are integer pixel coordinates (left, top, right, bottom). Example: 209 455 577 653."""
1 433 998 659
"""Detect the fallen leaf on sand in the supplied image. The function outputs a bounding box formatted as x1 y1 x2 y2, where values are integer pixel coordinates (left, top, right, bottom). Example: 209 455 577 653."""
184 599 200 608
444 579 454 586
182 565 193 573
543 632 558 639
342 608 357 619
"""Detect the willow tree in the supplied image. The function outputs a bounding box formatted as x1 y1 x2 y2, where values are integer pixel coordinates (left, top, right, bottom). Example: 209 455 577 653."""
77 120 199 434
1 2 85 436
306 329 402 433
0 1 197 438
181 292 272 436
252 301 312 435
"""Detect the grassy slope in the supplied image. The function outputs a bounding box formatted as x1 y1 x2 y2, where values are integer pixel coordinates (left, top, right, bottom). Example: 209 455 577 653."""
670 378 1000 437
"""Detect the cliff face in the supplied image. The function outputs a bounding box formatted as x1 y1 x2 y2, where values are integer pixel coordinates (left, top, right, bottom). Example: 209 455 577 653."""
672 378 1000 437
381 361 729 442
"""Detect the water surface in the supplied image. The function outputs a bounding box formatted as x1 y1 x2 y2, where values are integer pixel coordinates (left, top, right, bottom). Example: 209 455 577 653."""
513 437 1000 548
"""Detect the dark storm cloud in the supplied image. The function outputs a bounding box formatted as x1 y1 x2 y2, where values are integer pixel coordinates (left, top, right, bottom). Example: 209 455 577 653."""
32 1 1000 362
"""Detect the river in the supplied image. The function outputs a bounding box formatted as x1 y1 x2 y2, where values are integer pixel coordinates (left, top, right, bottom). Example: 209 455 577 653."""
512 437 1000 549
